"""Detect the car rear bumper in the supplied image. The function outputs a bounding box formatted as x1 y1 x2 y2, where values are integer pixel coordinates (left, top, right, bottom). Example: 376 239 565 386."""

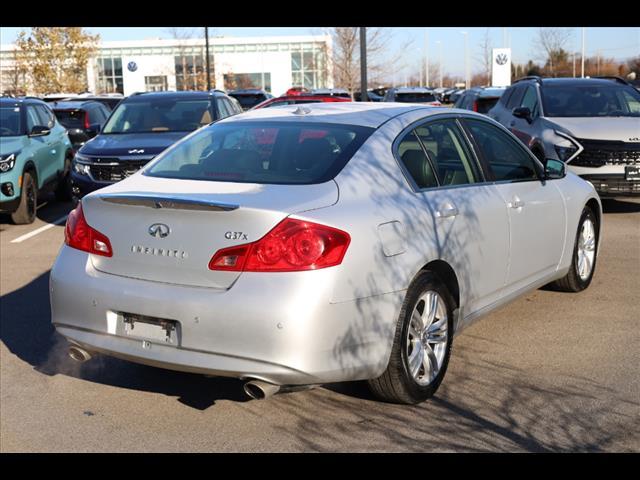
50 246 402 385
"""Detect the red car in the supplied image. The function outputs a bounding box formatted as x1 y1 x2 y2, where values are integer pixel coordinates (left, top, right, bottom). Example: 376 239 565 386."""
284 87 309 96
251 95 352 110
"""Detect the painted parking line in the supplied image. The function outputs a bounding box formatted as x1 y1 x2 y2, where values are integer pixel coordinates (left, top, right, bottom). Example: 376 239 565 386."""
10 215 68 244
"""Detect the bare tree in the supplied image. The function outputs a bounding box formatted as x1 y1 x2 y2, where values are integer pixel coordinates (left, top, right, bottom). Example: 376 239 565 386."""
533 28 574 77
165 27 212 91
474 28 493 86
330 28 412 94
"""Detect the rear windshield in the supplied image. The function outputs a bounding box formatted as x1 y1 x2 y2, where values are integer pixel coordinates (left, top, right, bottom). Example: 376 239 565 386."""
54 109 85 128
542 84 640 117
230 94 267 109
476 97 500 114
145 121 374 185
102 98 213 134
395 92 437 103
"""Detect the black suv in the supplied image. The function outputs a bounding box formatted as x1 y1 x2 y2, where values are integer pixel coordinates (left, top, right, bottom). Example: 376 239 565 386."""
51 100 111 150
454 86 506 113
70 90 242 198
228 89 273 111
488 76 640 197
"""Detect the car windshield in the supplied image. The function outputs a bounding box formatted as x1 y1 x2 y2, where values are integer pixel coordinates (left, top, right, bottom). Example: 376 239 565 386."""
102 98 213 134
0 107 22 136
542 84 640 117
395 92 437 103
145 121 374 185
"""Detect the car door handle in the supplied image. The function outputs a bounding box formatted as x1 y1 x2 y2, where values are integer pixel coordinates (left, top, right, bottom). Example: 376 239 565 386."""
436 205 459 218
508 199 525 209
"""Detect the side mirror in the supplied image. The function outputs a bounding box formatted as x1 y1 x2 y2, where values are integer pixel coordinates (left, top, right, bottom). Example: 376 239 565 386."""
87 123 102 137
512 106 532 123
544 158 566 180
29 125 50 137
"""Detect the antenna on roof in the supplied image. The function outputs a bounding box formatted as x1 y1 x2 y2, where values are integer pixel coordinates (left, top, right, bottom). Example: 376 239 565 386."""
292 106 311 115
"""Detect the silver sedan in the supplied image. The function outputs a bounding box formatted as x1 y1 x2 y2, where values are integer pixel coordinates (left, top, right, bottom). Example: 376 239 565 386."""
50 103 602 404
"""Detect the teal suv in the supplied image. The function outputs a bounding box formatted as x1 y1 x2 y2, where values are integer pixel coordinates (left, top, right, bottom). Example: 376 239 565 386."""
0 97 74 224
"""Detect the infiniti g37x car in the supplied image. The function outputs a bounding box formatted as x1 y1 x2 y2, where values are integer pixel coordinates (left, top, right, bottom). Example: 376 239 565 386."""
50 103 602 404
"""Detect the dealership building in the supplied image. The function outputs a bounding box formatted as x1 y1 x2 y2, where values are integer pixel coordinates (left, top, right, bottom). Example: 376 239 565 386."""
1 34 334 97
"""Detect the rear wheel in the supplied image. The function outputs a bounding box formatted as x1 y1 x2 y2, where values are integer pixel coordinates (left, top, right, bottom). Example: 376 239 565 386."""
368 271 454 404
11 171 37 225
550 206 598 292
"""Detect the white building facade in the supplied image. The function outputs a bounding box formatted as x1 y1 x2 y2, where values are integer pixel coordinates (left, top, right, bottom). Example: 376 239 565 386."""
1 35 334 97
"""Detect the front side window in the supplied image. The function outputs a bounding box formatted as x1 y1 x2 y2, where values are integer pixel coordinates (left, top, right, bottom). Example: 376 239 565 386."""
542 83 640 117
520 86 539 117
413 119 479 186
464 119 540 182
506 84 526 110
34 105 55 128
25 106 40 131
102 99 213 134
0 107 22 136
145 121 373 185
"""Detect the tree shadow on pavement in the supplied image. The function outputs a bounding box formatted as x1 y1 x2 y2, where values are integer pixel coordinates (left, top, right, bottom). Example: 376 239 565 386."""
0 271 248 410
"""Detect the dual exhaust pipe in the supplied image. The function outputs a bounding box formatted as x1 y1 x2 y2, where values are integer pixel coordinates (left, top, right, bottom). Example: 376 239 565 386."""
69 346 288 401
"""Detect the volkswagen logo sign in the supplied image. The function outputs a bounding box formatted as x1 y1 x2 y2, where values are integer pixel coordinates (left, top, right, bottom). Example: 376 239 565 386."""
127 61 138 72
148 223 170 238
495 53 509 66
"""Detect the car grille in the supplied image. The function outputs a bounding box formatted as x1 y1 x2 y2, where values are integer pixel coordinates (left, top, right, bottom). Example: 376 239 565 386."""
88 157 153 182
570 139 640 168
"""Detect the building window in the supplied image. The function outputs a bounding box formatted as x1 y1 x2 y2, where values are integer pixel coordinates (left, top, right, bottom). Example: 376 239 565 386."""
291 48 327 90
174 52 213 91
223 73 271 92
144 76 168 92
96 57 123 94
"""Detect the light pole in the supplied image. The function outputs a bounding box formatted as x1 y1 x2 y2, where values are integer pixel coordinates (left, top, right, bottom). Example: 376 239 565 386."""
205 27 211 90
461 31 469 89
436 40 443 88
360 27 368 102
425 29 429 88
581 27 586 78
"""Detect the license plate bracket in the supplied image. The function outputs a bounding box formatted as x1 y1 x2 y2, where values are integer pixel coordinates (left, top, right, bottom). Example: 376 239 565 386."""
625 165 640 181
122 313 180 345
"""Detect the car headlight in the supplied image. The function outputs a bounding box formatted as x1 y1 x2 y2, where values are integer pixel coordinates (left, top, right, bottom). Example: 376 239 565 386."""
0 153 17 173
553 132 581 162
73 153 91 176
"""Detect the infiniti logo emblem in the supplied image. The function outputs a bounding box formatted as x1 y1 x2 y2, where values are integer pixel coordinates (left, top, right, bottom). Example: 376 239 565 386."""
148 223 170 238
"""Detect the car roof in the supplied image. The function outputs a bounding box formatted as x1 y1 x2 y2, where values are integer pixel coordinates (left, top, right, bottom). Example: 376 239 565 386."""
517 77 629 87
51 100 101 109
219 102 444 128
229 89 267 95
0 96 47 107
392 87 434 93
124 90 223 102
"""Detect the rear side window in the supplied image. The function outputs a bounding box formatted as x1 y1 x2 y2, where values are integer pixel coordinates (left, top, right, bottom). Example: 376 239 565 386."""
145 121 374 185
413 119 479 186
217 99 231 119
397 131 438 189
464 119 540 182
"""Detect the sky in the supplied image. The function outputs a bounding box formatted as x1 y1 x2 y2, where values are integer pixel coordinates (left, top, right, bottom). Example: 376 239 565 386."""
2 26 638 79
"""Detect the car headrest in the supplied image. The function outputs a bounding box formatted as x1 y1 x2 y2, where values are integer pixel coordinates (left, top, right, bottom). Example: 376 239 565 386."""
203 148 262 172
295 138 334 171
401 149 435 188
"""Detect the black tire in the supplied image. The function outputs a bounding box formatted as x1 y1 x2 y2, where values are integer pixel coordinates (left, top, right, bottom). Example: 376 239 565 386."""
11 171 37 225
550 206 599 292
55 153 73 202
368 271 455 404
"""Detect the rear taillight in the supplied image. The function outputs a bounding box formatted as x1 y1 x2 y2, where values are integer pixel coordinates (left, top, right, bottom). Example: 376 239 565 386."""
64 203 112 257
209 218 350 272
84 111 91 130
472 101 478 112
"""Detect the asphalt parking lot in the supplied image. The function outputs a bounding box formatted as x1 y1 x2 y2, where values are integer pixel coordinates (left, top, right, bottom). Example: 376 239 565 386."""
1 194 638 452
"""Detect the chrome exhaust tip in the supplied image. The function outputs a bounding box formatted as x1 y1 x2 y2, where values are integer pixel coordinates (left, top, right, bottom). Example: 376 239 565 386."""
68 346 92 363
243 380 281 400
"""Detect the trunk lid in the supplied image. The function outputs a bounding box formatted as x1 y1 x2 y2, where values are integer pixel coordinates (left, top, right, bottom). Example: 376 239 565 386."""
82 175 338 289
